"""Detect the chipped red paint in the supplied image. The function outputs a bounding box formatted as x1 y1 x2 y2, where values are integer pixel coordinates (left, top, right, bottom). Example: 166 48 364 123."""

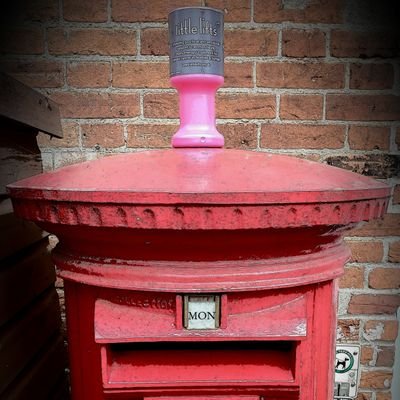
7 148 390 400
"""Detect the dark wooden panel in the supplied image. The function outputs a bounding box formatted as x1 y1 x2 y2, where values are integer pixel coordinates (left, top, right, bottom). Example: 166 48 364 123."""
0 237 56 326
0 288 61 394
0 199 46 260
0 336 68 400
0 126 42 195
0 72 62 137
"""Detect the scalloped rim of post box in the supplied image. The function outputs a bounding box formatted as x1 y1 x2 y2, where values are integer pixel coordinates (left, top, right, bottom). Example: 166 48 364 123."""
7 149 390 230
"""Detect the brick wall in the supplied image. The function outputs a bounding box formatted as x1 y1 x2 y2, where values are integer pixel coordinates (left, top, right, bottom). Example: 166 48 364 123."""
1 1 399 399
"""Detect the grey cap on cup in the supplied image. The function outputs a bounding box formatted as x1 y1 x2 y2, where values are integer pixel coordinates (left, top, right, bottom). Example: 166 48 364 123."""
168 7 224 77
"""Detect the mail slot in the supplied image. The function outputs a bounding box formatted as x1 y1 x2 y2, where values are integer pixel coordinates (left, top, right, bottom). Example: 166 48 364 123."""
7 6 391 400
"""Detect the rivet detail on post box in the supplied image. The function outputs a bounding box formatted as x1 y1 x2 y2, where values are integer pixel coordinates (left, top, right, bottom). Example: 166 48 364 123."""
183 295 220 329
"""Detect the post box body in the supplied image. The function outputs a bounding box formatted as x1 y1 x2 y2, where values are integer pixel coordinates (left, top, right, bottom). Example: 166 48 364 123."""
7 149 390 400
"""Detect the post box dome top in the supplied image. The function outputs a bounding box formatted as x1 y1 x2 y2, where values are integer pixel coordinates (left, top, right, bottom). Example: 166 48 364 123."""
8 149 390 230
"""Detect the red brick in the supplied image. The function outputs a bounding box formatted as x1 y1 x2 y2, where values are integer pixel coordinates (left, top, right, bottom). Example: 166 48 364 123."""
326 95 400 121
393 185 400 205
113 62 169 88
82 124 124 148
337 319 360 341
376 393 392 400
11 0 59 22
257 62 345 89
360 370 392 389
348 294 400 315
369 268 400 289
376 347 395 367
364 320 399 341
205 0 251 21
224 62 253 88
48 28 136 55
388 241 400 262
49 91 140 118
348 126 390 151
350 214 400 237
112 0 201 22
350 64 394 90
37 121 79 148
144 93 178 118
282 29 325 57
254 0 343 23
280 94 323 120
0 28 44 54
357 392 372 400
126 124 177 148
260 124 345 149
0 60 64 88
63 0 107 22
141 28 168 56
218 123 258 149
360 345 374 366
331 31 398 58
225 29 278 56
347 240 384 263
339 266 364 289
217 93 276 119
67 62 110 88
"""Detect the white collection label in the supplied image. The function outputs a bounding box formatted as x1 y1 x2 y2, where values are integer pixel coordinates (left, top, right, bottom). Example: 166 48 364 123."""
184 295 219 330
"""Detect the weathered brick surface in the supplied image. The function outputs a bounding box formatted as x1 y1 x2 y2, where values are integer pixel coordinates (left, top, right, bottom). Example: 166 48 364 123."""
141 28 168 56
113 62 170 88
327 95 400 121
348 126 390 151
82 124 125 148
260 124 345 149
376 393 392 400
218 123 257 149
280 94 323 120
360 345 374 366
48 28 136 55
37 121 80 148
369 268 400 289
224 62 253 88
364 320 399 341
63 0 108 22
257 62 345 88
217 93 276 119
350 214 400 237
388 241 400 262
347 240 384 263
282 29 326 58
144 93 178 118
337 319 360 342
350 64 394 90
359 370 392 389
339 266 364 289
393 185 400 205
126 124 177 148
50 91 140 118
0 60 64 88
112 0 201 22
324 154 400 179
376 346 395 367
254 0 343 23
67 62 110 88
205 0 251 22
331 31 399 58
348 294 400 315
225 30 278 56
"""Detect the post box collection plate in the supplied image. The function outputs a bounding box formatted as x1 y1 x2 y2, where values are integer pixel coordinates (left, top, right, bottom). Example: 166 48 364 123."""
7 148 390 400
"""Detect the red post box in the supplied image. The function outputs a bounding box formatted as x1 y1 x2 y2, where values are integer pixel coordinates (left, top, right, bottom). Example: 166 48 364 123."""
7 148 390 399
6 7 391 400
